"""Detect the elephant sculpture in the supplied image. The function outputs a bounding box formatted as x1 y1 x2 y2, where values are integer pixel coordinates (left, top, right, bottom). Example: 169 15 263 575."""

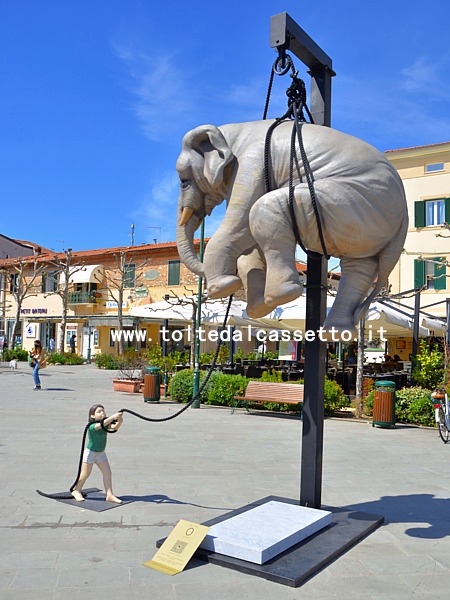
176 119 408 338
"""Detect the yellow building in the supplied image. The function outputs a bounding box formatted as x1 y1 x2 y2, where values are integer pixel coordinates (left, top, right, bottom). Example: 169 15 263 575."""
385 141 450 357
0 241 201 357
0 237 332 359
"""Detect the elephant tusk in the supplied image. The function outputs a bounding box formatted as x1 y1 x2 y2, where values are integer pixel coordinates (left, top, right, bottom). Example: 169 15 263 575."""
179 207 194 226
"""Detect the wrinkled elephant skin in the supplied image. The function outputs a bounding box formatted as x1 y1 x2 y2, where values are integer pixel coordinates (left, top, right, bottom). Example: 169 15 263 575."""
176 120 408 337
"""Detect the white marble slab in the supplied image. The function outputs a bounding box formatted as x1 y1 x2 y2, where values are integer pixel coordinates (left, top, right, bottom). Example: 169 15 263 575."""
200 500 332 564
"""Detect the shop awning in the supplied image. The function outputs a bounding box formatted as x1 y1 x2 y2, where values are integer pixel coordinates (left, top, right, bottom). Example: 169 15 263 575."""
87 316 136 327
60 264 103 284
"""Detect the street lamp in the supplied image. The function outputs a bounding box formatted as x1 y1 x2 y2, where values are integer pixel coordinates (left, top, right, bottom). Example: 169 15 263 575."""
192 220 205 408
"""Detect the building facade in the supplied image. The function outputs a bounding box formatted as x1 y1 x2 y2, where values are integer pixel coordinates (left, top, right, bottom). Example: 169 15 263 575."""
0 236 337 358
385 141 450 356
0 241 201 357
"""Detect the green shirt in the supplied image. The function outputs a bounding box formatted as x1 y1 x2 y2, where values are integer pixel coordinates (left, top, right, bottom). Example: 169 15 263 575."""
87 423 107 452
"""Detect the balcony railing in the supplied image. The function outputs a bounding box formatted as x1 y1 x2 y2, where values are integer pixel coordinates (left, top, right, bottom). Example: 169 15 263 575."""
68 291 100 304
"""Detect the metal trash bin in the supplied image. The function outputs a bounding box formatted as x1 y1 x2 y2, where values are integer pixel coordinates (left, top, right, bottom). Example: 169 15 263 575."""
143 366 160 403
372 380 396 428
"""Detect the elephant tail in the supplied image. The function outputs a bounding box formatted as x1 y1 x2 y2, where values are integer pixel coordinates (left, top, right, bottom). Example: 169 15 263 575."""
353 211 408 325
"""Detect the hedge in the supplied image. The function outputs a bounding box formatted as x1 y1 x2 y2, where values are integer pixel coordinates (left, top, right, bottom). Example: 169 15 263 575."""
168 370 350 415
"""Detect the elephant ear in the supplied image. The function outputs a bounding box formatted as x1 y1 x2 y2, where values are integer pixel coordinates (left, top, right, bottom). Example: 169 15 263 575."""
183 125 234 190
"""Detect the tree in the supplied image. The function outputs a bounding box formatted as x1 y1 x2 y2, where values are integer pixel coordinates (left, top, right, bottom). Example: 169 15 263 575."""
42 249 86 353
7 256 46 348
412 340 445 389
165 287 199 368
159 287 229 368
99 250 148 354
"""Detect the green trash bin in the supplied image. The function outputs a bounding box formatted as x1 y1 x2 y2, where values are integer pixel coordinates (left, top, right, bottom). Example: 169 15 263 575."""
372 380 396 428
143 366 160 403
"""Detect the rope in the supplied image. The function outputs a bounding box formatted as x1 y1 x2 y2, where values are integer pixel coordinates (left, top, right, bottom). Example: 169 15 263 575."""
262 52 329 261
36 296 234 501
291 105 329 260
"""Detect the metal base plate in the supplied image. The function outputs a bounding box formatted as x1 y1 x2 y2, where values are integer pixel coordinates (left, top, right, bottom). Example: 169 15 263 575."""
157 495 384 587
38 487 133 512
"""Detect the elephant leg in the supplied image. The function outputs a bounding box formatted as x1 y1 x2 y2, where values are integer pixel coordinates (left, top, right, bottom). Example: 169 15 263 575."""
323 256 378 339
237 246 267 316
203 213 257 299
248 189 303 317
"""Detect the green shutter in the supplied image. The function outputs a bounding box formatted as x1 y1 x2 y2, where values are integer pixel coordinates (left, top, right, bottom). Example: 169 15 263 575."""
434 257 446 291
41 273 46 293
445 198 450 224
124 264 135 288
414 201 426 227
414 259 425 289
168 260 180 285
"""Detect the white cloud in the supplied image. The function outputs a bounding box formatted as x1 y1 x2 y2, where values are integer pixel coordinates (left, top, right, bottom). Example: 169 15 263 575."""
332 56 450 150
114 45 198 141
128 171 179 243
151 172 179 204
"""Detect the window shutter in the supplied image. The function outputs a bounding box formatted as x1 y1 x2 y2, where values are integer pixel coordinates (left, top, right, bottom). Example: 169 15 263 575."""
414 201 426 227
124 264 136 288
434 257 446 291
168 260 181 285
414 259 425 289
41 274 46 293
445 198 450 224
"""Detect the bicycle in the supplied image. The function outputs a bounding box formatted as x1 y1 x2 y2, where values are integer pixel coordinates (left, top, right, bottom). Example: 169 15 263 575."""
433 390 450 444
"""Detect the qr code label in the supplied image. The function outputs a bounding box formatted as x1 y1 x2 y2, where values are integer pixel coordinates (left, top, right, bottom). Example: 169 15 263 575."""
171 540 188 554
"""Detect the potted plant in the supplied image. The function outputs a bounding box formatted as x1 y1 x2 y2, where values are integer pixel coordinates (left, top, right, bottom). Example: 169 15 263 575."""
112 352 144 393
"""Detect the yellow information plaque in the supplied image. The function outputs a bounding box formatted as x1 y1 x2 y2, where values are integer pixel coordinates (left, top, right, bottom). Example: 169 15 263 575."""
144 520 210 575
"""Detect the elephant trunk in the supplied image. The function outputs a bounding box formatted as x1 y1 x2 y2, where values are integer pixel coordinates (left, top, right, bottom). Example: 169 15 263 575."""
176 205 205 278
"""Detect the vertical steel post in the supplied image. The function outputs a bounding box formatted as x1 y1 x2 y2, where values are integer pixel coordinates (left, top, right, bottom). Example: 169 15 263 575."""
446 299 450 349
301 257 328 507
411 289 421 383
270 12 334 508
301 65 332 510
192 220 205 408
412 290 421 357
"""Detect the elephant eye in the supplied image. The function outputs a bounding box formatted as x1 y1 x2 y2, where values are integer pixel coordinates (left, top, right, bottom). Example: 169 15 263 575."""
180 179 191 190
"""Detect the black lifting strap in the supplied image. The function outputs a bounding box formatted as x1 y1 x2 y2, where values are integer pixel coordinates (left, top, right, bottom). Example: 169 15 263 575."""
263 59 329 261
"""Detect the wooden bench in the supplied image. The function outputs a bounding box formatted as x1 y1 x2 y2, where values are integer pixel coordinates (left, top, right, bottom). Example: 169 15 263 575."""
232 381 304 414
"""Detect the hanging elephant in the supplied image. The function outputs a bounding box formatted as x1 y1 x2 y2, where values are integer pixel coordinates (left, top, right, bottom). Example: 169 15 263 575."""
176 119 408 338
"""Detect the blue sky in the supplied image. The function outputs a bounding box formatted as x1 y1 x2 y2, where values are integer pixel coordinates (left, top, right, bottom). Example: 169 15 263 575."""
1 1 450 254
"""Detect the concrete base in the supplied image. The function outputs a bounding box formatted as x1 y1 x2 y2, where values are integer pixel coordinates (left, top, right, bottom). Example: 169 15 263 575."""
200 500 332 564
158 496 384 587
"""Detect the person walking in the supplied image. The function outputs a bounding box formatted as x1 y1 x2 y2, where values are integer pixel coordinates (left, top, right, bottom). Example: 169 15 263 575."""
70 334 76 353
29 340 48 390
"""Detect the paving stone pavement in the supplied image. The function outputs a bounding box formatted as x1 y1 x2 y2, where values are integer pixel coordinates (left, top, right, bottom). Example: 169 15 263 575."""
1 363 450 599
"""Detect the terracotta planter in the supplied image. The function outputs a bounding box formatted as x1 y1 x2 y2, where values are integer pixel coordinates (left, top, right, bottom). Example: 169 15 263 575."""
112 379 142 393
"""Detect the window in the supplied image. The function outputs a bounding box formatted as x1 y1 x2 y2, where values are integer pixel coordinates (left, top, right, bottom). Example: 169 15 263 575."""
168 260 181 285
124 263 136 289
414 257 446 290
425 162 444 174
41 271 58 293
426 200 445 226
414 198 450 227
9 273 18 293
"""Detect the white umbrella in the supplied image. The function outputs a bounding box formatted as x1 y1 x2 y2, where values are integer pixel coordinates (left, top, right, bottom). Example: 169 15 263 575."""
242 295 335 332
130 298 193 323
366 301 445 338
241 295 446 339
131 296 259 327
